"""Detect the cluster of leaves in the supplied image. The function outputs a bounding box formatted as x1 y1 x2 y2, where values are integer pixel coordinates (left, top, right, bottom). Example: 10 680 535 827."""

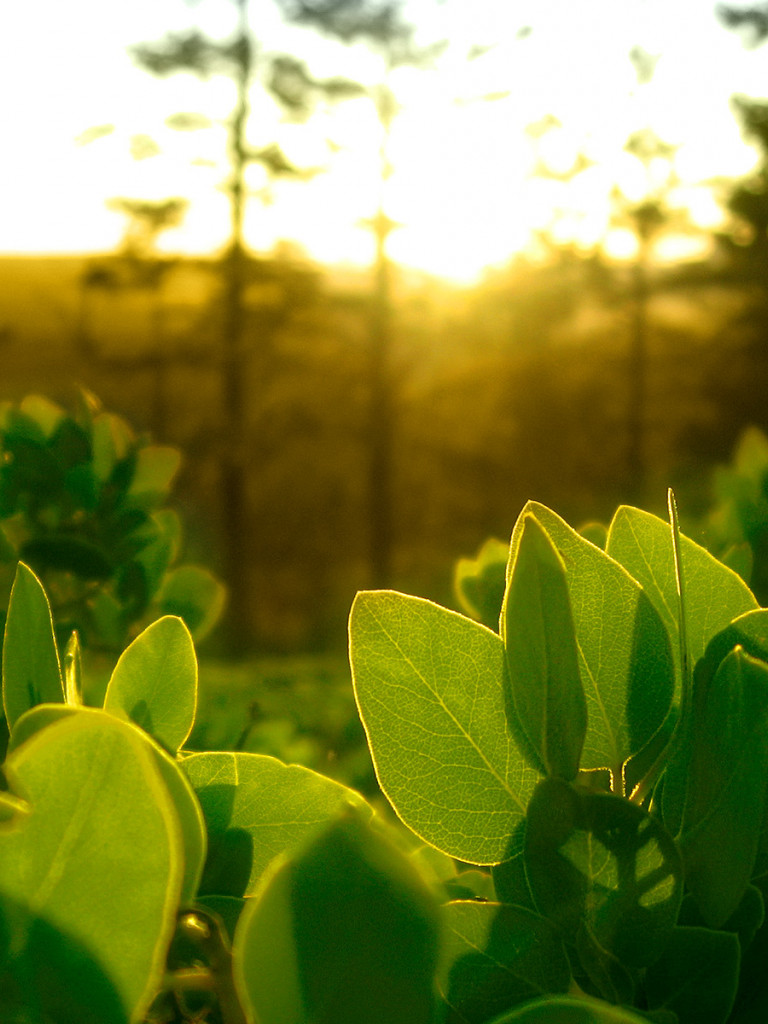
351 493 768 1023
0 563 438 1023
0 392 225 654
5 486 768 1022
702 426 768 604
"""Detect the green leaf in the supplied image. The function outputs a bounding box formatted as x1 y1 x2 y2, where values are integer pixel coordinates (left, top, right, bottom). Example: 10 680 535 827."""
2 562 63 728
350 590 538 864
91 411 133 483
86 589 126 648
9 704 207 906
104 615 197 755
644 926 740 1024
503 515 586 779
181 750 370 897
492 825 538 913
233 809 441 1024
673 648 768 926
64 630 83 706
157 564 227 641
18 394 65 439
454 537 509 630
485 995 654 1023
506 504 675 782
127 445 181 504
524 778 682 969
692 607 768 682
606 505 758 699
439 900 571 1024
678 884 765 953
0 711 184 1024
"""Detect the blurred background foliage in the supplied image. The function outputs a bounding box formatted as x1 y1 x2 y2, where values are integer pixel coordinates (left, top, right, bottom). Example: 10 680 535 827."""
8 0 768 790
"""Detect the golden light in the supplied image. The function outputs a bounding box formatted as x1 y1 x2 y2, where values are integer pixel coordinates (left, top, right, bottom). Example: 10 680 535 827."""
0 0 766 278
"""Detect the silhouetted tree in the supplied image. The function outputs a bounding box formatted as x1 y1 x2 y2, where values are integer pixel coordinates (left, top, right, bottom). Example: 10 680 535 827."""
275 0 448 588
130 0 366 647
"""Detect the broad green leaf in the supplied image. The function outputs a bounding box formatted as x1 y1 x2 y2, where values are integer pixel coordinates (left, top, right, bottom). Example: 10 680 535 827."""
182 750 370 897
506 504 674 781
524 778 682 969
439 901 570 1024
0 712 184 1024
454 536 509 629
233 810 440 1024
644 926 740 1024
503 515 586 779
606 505 758 697
674 648 768 926
350 590 538 864
2 562 63 728
104 615 197 754
158 564 227 641
486 995 653 1023
9 704 207 906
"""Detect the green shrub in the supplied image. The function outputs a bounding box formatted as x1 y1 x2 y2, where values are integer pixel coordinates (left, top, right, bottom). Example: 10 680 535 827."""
0 391 225 653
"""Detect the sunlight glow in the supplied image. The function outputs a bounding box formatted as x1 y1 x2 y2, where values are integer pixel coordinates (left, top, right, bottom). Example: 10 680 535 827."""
0 0 765 277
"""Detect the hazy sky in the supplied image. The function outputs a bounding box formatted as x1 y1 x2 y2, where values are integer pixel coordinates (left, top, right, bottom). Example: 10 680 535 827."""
1 0 767 279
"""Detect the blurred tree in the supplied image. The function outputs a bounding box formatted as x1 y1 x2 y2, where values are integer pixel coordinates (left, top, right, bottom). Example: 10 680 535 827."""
278 0 448 588
687 5 768 454
77 198 190 438
128 0 368 648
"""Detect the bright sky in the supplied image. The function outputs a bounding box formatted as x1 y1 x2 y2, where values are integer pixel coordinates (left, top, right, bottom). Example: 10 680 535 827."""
1 0 766 281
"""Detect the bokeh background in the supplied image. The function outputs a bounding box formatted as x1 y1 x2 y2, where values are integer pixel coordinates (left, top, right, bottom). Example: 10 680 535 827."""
3 0 768 657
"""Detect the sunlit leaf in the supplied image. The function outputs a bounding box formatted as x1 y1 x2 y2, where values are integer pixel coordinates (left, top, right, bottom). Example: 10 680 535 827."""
0 712 184 1024
2 562 63 728
505 503 674 780
606 505 758 698
9 704 207 906
104 615 197 755
182 750 369 897
350 590 538 864
453 536 509 630
63 630 83 706
503 515 586 779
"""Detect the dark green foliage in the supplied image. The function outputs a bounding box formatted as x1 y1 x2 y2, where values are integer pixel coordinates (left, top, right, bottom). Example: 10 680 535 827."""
0 391 225 652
